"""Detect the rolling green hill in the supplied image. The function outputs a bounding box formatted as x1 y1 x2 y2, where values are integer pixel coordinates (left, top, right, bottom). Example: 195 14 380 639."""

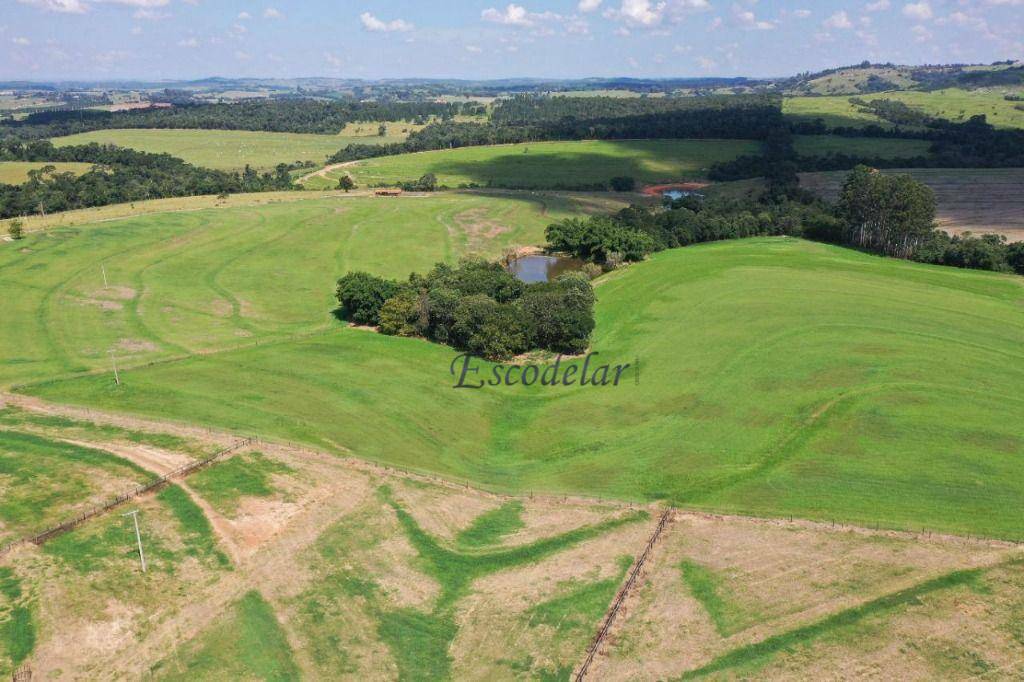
302 139 763 190
785 88 1024 130
7 203 1021 538
48 124 417 171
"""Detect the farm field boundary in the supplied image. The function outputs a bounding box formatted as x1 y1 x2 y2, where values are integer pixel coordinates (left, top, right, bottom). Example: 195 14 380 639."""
575 506 675 681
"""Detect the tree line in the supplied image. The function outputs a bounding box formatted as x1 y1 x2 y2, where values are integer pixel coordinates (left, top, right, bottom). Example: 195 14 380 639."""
546 167 1023 277
0 99 469 139
335 260 595 361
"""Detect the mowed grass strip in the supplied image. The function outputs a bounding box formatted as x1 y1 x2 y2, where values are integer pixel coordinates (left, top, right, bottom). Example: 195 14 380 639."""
314 139 762 189
49 124 414 171
25 237 1024 539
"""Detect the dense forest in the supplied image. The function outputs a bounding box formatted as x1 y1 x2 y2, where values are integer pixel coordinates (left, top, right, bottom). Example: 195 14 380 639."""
0 100 469 139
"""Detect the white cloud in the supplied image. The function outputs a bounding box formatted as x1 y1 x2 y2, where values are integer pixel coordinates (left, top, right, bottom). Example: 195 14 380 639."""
237 11 251 19
696 55 716 70
235 50 252 60
902 2 932 20
177 37 198 47
465 44 483 53
12 36 32 45
360 12 414 32
604 0 667 26
823 10 853 29
133 7 169 19
734 5 776 30
17 0 87 13
865 0 890 10
323 52 343 68
130 24 142 34
263 7 282 19
578 0 602 11
911 23 932 41
793 9 811 18
482 3 532 25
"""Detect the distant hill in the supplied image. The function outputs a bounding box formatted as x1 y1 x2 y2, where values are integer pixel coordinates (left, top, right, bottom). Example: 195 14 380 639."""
780 60 1024 96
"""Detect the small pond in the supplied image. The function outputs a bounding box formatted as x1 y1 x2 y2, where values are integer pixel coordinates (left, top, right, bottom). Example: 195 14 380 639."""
663 189 704 201
506 254 585 284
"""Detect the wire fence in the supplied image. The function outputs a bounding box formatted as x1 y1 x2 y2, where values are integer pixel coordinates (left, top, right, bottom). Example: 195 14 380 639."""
575 506 674 681
0 437 253 558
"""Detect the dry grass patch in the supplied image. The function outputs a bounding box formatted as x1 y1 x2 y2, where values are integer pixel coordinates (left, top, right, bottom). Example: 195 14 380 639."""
591 512 1019 680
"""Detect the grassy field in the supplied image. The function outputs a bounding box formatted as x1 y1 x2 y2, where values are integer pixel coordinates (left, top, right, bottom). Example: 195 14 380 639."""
801 167 1024 242
0 192 621 388
11 210 1023 539
49 122 419 171
0 162 94 185
792 135 931 158
303 139 763 190
785 88 1024 130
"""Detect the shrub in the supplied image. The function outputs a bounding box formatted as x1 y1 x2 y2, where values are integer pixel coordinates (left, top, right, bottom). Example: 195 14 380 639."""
335 271 400 325
8 220 24 240
453 295 529 360
378 288 421 336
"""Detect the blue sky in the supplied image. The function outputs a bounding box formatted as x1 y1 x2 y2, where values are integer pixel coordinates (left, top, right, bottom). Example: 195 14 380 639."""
2 0 1022 81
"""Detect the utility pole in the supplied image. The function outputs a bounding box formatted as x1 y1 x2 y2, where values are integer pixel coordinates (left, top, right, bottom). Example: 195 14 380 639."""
108 350 120 385
123 510 146 572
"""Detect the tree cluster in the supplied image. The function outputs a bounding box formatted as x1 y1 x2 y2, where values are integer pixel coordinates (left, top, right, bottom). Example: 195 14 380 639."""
836 165 937 259
335 260 595 361
546 195 837 264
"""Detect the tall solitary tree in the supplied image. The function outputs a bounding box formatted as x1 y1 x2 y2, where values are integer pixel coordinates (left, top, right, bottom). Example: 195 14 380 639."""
337 175 356 192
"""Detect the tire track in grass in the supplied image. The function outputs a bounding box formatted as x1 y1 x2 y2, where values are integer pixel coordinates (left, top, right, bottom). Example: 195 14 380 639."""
36 224 194 377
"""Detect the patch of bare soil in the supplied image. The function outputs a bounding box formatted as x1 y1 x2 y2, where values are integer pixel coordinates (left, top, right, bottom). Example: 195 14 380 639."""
77 297 123 311
453 207 510 251
210 298 232 317
114 337 159 354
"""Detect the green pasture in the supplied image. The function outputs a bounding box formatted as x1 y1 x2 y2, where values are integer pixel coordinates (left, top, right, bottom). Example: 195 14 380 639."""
0 162 93 185
304 139 762 190
785 88 1024 130
12 206 1023 539
0 192 606 388
49 125 413 171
